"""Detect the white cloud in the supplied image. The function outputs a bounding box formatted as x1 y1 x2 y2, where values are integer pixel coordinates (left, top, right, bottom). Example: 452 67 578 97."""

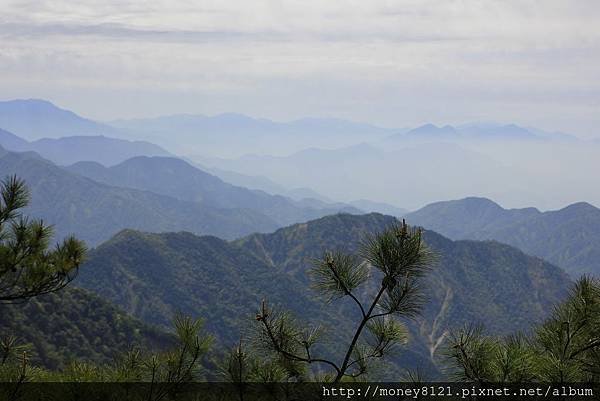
1 0 599 136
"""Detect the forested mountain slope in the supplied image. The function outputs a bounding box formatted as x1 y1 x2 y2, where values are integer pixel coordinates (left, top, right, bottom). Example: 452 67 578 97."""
407 197 600 276
0 146 278 245
0 287 173 369
77 213 570 377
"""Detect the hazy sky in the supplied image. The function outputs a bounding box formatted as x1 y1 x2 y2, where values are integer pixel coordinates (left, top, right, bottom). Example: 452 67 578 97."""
1 0 599 137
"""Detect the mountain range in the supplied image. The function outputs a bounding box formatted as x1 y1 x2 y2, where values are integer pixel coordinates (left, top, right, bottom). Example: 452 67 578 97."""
66 155 360 227
196 136 600 211
0 99 118 140
0 128 171 166
385 122 578 143
195 142 521 211
110 113 397 157
406 197 600 277
0 145 364 245
1 97 596 380
1 99 582 148
4 98 598 210
75 213 571 378
0 125 406 217
200 163 409 216
0 127 29 149
0 99 399 158
0 145 280 245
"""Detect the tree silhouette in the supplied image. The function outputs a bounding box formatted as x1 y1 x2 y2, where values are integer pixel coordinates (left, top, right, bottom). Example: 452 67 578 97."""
446 276 600 382
0 175 86 303
240 220 436 382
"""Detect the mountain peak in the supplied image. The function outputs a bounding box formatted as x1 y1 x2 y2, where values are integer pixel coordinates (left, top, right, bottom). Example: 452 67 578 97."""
115 155 199 171
406 124 458 136
404 197 514 239
0 98 73 114
0 98 116 140
459 196 503 208
212 112 257 121
557 201 598 214
24 135 170 166
419 197 503 212
2 98 55 106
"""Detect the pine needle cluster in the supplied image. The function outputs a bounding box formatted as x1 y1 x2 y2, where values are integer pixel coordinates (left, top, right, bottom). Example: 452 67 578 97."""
0 175 87 303
235 220 436 382
446 276 600 382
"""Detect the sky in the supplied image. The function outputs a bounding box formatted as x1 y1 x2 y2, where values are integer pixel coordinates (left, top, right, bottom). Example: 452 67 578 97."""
1 0 599 137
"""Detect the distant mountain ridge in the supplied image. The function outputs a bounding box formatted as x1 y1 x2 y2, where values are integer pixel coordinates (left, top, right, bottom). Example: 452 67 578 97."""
0 99 118 140
387 122 578 142
0 145 279 245
0 99 581 148
200 162 409 216
405 123 459 137
197 142 513 211
109 112 398 157
2 98 593 211
0 127 29 150
0 127 171 165
406 197 600 276
346 199 408 217
66 155 361 227
406 197 541 238
111 113 393 137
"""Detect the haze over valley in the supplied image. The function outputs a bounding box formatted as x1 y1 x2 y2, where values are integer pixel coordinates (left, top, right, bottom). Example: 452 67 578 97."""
2 98 598 212
1 0 599 387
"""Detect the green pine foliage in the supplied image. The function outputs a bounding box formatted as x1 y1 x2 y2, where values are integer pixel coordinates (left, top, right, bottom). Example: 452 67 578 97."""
0 175 86 302
446 276 600 382
0 287 174 369
244 221 436 382
1 313 212 400
0 175 175 373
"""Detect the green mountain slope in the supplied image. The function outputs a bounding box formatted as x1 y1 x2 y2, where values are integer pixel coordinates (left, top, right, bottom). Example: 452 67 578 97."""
0 146 278 245
67 156 360 227
0 287 173 369
76 229 346 350
237 213 569 334
76 213 570 377
406 197 600 276
404 197 540 238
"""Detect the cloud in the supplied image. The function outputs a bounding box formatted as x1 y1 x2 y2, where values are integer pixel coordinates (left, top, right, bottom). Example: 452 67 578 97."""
0 19 470 45
0 21 270 42
0 0 599 137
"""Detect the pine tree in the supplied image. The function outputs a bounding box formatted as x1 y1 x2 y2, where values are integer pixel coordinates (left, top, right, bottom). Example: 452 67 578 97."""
0 175 86 303
0 314 213 400
445 276 600 382
235 220 436 382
